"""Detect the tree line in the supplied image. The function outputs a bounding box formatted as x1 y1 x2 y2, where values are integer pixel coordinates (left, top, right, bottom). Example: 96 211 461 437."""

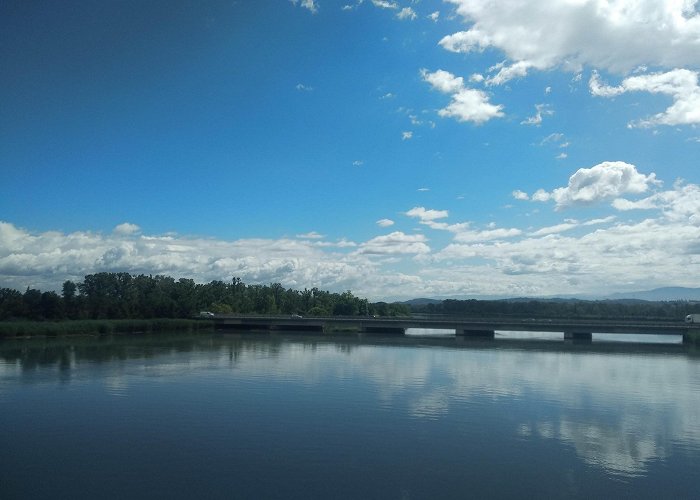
0 273 410 321
2 272 696 323
412 298 698 322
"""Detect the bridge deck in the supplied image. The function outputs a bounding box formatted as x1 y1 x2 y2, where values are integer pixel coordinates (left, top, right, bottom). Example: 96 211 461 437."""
213 315 691 336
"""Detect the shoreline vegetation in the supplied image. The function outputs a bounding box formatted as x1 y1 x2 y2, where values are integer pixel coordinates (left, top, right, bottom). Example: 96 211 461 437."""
0 318 214 338
0 272 410 325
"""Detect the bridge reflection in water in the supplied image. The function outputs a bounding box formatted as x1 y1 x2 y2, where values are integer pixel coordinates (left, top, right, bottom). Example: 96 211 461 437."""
213 315 697 343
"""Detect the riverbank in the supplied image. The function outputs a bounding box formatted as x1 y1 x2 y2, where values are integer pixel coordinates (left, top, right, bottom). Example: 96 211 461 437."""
0 319 214 338
685 328 700 345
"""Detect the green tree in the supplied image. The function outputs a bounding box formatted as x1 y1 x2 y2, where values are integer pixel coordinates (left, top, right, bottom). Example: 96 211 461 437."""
62 280 80 319
0 288 24 319
23 288 43 320
41 291 64 320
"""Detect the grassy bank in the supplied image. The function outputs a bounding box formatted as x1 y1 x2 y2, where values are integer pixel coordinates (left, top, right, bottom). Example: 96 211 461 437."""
0 319 214 338
684 328 700 346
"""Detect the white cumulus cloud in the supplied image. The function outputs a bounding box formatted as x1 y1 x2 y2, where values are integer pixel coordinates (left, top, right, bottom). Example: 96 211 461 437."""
371 0 397 9
296 231 324 240
290 0 318 14
397 7 417 20
441 0 700 84
530 222 578 237
612 181 700 225
405 206 449 222
422 69 465 94
521 104 553 126
421 69 504 124
4 171 700 298
590 69 700 127
113 223 141 235
0 222 383 297
453 227 523 242
357 232 430 255
526 161 661 210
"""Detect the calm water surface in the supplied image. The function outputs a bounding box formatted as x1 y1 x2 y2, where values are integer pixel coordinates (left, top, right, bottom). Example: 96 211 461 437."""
1 332 699 499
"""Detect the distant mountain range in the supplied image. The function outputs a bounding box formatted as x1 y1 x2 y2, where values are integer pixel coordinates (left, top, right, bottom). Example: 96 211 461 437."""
603 287 700 302
400 298 443 306
398 287 700 304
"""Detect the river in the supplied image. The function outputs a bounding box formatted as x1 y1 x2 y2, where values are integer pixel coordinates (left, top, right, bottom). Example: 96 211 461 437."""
1 331 698 499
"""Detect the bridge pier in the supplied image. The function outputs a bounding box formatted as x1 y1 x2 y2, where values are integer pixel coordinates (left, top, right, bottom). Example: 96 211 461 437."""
217 323 266 331
457 329 495 338
362 326 405 335
269 324 325 332
564 331 592 341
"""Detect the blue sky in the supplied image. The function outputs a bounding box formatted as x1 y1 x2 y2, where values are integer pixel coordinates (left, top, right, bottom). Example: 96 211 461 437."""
2 0 700 299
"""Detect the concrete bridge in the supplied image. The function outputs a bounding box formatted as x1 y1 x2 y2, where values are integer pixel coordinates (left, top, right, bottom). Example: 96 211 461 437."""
213 315 698 343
